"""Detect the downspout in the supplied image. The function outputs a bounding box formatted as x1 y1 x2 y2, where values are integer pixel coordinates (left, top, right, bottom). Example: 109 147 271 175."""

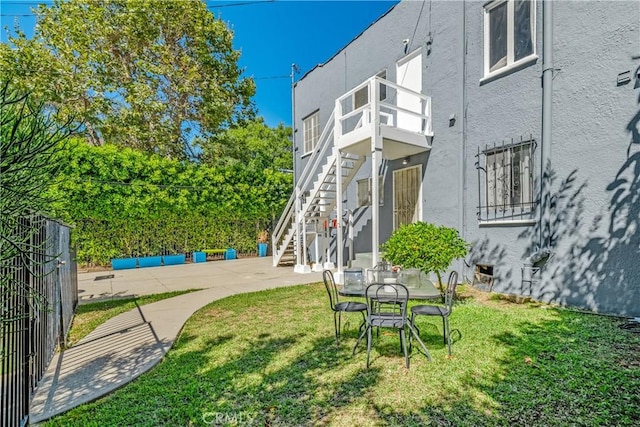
459 0 467 277
540 0 553 249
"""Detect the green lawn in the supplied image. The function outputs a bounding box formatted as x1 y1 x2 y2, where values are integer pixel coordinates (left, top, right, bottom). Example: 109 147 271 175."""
48 284 639 426
66 290 201 346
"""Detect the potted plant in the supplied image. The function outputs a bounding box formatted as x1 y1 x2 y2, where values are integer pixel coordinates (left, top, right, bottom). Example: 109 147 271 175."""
382 222 469 293
257 230 269 257
163 253 186 266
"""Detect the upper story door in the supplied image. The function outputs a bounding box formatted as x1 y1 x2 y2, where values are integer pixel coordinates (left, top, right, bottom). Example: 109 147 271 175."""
395 49 423 133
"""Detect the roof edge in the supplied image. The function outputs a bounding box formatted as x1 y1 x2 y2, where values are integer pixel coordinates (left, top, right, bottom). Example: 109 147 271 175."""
296 2 399 83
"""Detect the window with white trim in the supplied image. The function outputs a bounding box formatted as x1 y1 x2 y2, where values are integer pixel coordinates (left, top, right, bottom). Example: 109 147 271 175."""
303 111 319 154
484 0 535 76
477 139 536 221
357 176 384 207
353 70 387 110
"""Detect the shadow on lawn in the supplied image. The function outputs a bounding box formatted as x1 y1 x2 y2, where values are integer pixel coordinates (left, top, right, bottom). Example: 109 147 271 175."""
47 286 639 427
169 329 382 426
476 310 640 426
374 308 640 427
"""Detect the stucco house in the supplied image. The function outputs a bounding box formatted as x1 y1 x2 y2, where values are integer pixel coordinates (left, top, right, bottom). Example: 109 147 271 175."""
272 0 640 317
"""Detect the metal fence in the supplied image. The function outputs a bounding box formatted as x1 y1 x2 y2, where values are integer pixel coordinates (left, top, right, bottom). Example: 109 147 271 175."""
1 214 77 427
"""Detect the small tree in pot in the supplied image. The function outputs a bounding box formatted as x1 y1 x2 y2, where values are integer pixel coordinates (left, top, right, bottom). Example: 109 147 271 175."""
382 222 469 293
257 230 269 257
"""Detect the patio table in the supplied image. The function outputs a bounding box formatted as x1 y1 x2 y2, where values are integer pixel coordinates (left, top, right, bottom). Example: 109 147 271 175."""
339 269 442 301
339 283 442 300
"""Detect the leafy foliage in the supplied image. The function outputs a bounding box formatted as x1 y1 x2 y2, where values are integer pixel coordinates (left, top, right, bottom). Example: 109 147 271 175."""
46 139 292 264
200 117 292 169
1 0 255 159
1 83 73 314
0 84 73 220
382 222 469 288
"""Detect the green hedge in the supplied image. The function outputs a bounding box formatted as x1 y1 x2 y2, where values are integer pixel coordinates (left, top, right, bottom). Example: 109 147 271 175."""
73 216 270 264
46 139 290 265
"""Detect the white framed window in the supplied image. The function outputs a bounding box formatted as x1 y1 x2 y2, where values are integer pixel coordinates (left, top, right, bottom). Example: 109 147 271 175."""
478 140 535 221
303 111 319 154
353 70 387 110
357 176 384 207
483 0 536 78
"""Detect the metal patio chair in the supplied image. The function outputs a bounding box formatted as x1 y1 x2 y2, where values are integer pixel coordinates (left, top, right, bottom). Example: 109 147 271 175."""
322 270 367 344
410 271 458 356
353 283 413 368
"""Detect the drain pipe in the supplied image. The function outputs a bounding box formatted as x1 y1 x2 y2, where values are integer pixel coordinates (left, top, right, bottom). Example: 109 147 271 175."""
459 0 467 278
540 0 553 249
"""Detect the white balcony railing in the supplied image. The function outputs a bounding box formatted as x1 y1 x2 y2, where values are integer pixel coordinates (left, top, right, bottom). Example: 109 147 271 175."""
335 76 432 141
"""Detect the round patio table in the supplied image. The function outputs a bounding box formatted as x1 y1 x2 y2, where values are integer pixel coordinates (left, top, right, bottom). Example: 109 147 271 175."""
339 282 442 300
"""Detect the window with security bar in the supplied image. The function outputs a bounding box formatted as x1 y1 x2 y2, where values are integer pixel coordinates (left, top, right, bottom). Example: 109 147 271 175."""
477 139 536 221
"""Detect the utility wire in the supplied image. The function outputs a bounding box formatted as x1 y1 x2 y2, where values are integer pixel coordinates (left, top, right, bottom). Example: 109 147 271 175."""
253 75 289 80
1 0 276 16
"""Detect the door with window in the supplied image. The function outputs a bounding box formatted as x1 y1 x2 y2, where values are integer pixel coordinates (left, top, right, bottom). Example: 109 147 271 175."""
393 165 422 229
396 49 422 133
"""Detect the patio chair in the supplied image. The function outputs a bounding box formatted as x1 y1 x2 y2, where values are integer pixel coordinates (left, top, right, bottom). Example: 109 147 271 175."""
410 271 458 356
322 270 367 344
354 283 412 368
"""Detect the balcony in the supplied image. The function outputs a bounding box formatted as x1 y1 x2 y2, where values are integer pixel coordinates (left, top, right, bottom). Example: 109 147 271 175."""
334 76 433 160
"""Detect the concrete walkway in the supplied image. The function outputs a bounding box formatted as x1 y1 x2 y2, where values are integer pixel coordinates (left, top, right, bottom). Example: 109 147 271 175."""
30 258 322 423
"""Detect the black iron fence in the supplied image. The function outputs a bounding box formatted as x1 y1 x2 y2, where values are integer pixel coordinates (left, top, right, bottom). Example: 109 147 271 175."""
1 214 77 427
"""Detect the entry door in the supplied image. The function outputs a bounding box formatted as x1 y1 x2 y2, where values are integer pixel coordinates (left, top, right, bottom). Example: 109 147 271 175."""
396 49 422 133
393 165 422 229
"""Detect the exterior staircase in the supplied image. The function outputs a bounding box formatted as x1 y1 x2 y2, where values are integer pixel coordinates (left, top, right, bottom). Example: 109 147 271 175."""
272 110 365 268
272 75 433 272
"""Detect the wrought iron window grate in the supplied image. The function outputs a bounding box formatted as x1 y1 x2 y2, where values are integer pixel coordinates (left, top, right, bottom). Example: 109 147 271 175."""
476 136 537 221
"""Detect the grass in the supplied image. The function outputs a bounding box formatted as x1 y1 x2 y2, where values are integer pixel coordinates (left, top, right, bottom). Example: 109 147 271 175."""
48 284 639 426
66 290 200 346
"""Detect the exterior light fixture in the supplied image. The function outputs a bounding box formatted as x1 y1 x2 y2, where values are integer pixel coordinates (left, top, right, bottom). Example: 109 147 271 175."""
402 156 410 165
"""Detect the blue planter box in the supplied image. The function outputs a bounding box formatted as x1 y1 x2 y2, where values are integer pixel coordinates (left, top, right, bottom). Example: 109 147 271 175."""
163 254 185 266
192 251 206 263
138 256 162 268
111 257 137 270
224 248 237 260
257 243 268 257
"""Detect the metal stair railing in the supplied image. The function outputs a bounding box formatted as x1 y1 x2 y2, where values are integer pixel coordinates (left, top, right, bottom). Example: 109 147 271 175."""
272 110 336 266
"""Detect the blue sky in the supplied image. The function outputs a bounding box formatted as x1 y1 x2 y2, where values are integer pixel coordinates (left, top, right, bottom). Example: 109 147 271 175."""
1 0 399 127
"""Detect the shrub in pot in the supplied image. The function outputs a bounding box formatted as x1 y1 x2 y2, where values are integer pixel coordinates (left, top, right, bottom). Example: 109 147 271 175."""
257 230 269 257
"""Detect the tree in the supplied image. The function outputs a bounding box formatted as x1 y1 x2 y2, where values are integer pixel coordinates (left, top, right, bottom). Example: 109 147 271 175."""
0 0 255 159
382 222 469 292
200 117 292 170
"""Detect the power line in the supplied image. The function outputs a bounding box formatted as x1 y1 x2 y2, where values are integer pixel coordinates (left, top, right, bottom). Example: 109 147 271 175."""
206 0 275 7
0 0 276 17
253 75 289 80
